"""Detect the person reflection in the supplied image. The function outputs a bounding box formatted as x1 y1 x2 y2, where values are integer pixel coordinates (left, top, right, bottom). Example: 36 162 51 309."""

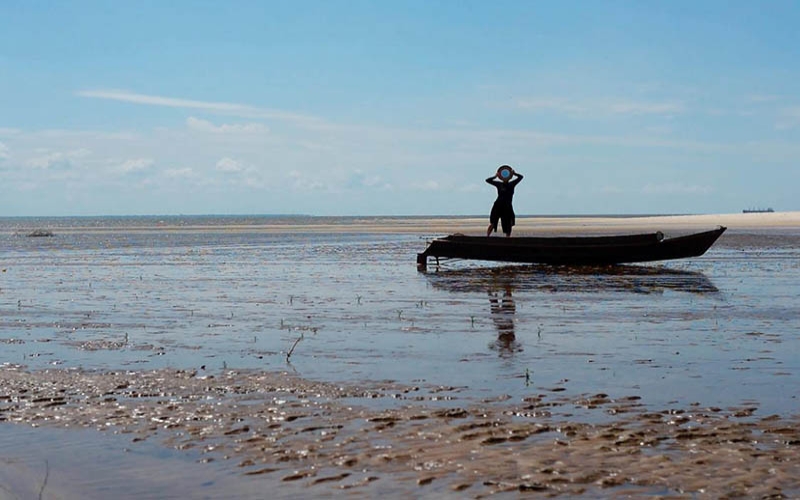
488 284 522 356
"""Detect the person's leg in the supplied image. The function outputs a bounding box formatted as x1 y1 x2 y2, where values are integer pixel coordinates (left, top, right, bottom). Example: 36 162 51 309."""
506 208 515 237
489 203 500 237
501 214 511 237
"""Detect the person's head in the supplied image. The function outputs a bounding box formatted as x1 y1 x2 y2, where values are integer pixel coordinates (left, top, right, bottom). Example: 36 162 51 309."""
497 165 514 182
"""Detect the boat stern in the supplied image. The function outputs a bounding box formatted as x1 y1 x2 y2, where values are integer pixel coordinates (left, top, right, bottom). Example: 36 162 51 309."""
416 252 428 271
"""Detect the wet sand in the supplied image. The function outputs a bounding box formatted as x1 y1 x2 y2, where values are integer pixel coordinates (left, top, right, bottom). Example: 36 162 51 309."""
2 212 800 497
2 366 799 498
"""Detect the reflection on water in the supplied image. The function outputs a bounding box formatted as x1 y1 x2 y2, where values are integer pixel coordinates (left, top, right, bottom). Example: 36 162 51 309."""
429 263 719 359
488 284 520 357
3 219 799 421
425 263 719 295
430 264 718 358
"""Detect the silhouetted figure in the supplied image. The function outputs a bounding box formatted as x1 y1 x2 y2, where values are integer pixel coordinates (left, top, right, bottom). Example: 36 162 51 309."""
486 165 523 237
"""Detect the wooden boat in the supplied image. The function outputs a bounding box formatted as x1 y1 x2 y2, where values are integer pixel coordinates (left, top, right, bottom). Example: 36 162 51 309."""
417 226 726 270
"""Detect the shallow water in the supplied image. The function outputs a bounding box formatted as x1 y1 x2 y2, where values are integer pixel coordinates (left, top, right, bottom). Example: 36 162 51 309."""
0 424 292 500
2 217 799 415
2 216 800 496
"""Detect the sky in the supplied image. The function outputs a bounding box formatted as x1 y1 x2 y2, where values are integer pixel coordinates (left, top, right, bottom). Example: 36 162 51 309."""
1 1 799 217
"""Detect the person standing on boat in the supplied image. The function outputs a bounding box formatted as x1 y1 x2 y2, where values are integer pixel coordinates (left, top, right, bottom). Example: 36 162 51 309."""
486 165 523 237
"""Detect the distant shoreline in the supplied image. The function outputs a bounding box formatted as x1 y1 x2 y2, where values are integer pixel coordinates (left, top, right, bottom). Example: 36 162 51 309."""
1 211 799 235
0 212 748 222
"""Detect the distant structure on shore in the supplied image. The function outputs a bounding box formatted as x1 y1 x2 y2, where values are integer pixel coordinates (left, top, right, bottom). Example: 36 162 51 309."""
742 208 775 213
26 229 55 237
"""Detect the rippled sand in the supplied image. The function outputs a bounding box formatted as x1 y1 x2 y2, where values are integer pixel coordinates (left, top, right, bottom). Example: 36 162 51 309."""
2 366 799 498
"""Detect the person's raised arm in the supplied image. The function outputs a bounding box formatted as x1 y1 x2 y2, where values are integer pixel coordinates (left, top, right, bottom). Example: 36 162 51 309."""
510 172 523 185
486 175 499 184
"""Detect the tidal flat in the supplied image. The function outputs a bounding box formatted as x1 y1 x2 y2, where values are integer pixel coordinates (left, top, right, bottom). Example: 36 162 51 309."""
1 214 799 497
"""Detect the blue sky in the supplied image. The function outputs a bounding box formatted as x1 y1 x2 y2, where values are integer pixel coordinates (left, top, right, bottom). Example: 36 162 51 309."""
1 1 799 216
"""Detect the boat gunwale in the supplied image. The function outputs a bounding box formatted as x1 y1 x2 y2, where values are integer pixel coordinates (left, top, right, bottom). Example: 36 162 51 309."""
436 231 665 248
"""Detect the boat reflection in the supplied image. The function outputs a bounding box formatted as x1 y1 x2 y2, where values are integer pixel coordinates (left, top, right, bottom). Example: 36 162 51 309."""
426 264 718 358
424 264 719 295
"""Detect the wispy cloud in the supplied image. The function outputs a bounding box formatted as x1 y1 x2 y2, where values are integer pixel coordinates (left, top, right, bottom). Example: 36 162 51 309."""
77 89 323 126
516 98 587 114
605 101 684 115
0 141 9 160
187 117 270 134
26 149 91 170
4 106 796 215
216 157 243 173
288 170 325 191
116 158 154 174
163 167 196 179
516 97 684 117
346 170 391 190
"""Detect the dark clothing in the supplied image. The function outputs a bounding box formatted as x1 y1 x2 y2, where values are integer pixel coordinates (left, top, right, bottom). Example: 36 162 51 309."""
486 174 523 235
486 176 522 204
490 199 515 235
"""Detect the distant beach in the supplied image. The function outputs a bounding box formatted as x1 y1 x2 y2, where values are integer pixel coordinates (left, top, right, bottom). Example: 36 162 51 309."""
4 210 800 235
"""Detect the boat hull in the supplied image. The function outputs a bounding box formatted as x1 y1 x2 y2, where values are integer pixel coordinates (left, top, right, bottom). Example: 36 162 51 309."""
417 226 726 270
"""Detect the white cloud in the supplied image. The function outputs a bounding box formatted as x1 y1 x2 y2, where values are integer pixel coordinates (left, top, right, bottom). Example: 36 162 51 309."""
26 149 91 169
78 89 323 126
116 158 154 174
186 117 269 134
0 141 8 160
163 167 195 179
4 100 797 216
288 170 325 191
213 158 268 188
216 157 243 172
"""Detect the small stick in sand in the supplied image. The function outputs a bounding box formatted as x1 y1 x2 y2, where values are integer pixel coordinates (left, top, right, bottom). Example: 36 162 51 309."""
286 333 304 362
